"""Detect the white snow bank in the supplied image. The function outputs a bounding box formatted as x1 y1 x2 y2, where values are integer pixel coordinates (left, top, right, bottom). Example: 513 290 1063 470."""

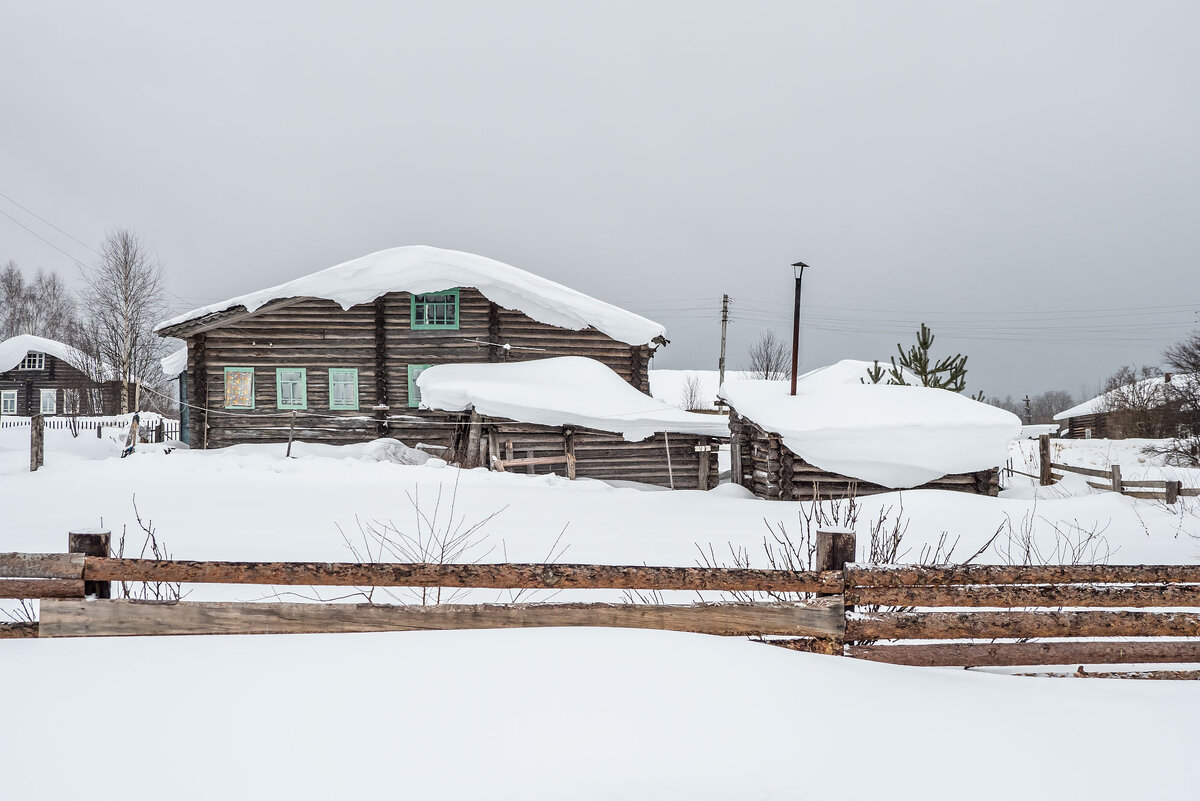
0 334 88 374
1054 373 1198 420
649 369 751 410
417 357 730 440
722 364 1021 487
154 245 666 345
3 628 1198 800
160 345 187 377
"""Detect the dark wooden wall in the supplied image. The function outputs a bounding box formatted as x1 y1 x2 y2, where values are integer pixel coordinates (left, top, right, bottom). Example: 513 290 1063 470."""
176 289 655 448
729 409 999 501
0 355 118 417
1063 413 1110 439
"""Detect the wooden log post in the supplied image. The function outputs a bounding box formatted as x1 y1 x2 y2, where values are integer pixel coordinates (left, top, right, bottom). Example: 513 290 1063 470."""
563 428 577 480
1038 434 1052 486
30 413 44 472
155 419 165 443
69 529 111 599
465 411 483 469
1166 480 1181 505
816 529 856 598
697 438 710 490
1110 464 1123 494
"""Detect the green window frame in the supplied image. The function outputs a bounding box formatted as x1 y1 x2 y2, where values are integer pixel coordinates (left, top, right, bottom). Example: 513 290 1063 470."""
329 368 359 410
407 364 433 408
410 289 460 330
275 367 308 410
224 367 255 410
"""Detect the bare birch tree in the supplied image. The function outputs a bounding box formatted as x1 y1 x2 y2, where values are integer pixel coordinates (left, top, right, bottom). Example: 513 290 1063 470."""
80 230 167 414
0 262 78 341
746 329 789 381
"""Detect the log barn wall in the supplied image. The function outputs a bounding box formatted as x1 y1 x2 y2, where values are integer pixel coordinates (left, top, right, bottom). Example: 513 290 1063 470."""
1062 412 1110 440
164 289 657 449
728 408 999 501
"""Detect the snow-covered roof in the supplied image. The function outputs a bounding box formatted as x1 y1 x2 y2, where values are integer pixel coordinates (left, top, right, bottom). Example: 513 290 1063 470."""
416 357 731 441
1053 373 1197 420
154 246 667 346
161 346 188 377
720 360 1021 488
0 335 88 374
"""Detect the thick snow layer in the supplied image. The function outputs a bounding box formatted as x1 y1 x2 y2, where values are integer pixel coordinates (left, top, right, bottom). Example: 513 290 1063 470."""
153 245 667 345
0 334 88 373
1054 373 1198 420
160 345 187 377
649 368 752 410
4 627 1198 801
417 357 730 440
722 370 1021 487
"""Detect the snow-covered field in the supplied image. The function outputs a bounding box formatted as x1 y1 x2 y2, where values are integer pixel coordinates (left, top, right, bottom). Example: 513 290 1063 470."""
3 427 1200 799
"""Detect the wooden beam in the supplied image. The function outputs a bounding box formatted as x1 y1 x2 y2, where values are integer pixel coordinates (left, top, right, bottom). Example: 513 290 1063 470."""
847 640 1200 667
0 622 38 639
0 578 85 599
847 583 1200 608
83 558 845 593
0 552 84 579
847 610 1200 641
493 455 569 468
39 598 846 639
1049 462 1111 480
846 563 1200 587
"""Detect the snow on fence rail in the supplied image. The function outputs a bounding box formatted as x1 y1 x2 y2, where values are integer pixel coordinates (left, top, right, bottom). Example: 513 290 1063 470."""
1 415 180 440
8 530 1200 678
1035 434 1198 504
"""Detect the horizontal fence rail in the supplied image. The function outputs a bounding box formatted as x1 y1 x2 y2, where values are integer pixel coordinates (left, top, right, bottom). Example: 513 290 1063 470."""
1036 434 1197 503
10 531 1200 678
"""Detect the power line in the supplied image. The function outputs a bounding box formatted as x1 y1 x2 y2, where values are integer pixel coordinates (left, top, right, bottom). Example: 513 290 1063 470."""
0 207 90 269
0 190 101 256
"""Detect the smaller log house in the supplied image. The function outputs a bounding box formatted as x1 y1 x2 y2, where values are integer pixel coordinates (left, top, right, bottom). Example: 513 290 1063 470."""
0 335 119 417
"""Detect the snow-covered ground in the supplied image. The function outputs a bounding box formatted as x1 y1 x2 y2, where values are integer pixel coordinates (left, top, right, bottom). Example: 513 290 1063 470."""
3 428 1200 799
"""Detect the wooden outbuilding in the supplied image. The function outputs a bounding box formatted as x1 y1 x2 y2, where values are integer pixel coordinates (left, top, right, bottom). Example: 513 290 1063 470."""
0 335 119 418
154 246 668 450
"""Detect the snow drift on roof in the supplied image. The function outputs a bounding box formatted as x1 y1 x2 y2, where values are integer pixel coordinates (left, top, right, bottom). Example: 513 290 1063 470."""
0 335 88 374
416 357 730 441
153 245 667 346
1053 373 1197 421
161 346 188 377
721 362 1021 488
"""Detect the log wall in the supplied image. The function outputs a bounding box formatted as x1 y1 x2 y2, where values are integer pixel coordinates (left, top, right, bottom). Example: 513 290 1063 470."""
728 408 999 500
0 355 119 416
1063 412 1111 439
175 290 656 448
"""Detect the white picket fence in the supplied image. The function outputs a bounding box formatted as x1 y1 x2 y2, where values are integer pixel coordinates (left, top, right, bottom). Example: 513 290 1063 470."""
0 415 181 441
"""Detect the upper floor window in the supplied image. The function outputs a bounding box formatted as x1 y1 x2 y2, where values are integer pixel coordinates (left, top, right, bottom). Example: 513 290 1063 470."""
329 368 359 410
224 367 255 410
276 368 308 410
411 289 460 330
18 352 44 370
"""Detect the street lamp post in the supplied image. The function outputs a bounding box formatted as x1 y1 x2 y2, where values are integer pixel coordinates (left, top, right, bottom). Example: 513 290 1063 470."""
789 260 809 396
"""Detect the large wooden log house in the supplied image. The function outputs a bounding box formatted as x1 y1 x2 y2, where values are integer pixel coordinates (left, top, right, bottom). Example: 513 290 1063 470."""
154 246 669 451
0 335 119 418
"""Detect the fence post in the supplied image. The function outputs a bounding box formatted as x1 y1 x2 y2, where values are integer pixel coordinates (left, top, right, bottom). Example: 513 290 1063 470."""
1038 434 1052 486
816 527 856 599
155 419 165 443
1110 464 1123 494
68 529 111 599
1166 480 1181 505
30 414 44 472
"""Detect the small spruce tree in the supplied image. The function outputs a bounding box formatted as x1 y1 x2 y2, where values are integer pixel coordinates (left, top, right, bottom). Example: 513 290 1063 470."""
864 323 971 394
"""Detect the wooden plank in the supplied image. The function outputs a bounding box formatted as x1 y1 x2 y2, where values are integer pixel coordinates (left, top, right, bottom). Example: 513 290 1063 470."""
0 552 85 579
0 578 85 599
0 622 39 639
1050 462 1112 480
847 610 1200 641
39 598 846 639
847 583 1200 608
84 557 845 593
846 563 1200 587
1121 479 1172 488
494 455 569 468
847 640 1200 667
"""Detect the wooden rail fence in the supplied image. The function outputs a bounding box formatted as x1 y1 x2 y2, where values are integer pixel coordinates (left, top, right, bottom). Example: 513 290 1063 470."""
7 529 1200 678
1036 434 1197 504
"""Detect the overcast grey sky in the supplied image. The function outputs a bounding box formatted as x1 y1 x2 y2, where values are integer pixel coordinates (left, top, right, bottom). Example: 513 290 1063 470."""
3 1 1198 401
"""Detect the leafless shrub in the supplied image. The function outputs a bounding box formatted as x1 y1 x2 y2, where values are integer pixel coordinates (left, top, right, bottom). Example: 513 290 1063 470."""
115 497 185 601
746 329 789 381
993 505 1114 566
679 371 705 411
1 599 37 624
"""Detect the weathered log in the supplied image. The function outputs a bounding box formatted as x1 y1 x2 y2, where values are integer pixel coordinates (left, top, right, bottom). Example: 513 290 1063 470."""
847 610 1200 641
84 558 845 592
847 583 1200 608
760 637 843 655
847 640 1200 667
0 578 85 599
0 552 84 579
39 598 846 639
1050 462 1112 480
0 622 39 639
846 563 1200 587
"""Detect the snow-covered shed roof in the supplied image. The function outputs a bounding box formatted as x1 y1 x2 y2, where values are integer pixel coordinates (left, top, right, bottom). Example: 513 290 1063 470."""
0 335 89 374
154 246 667 346
720 359 1021 488
416 357 731 441
1052 373 1197 421
161 346 188 377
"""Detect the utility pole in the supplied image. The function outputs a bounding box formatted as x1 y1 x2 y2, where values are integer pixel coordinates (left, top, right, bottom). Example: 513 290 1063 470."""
718 294 729 388
790 261 810 396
